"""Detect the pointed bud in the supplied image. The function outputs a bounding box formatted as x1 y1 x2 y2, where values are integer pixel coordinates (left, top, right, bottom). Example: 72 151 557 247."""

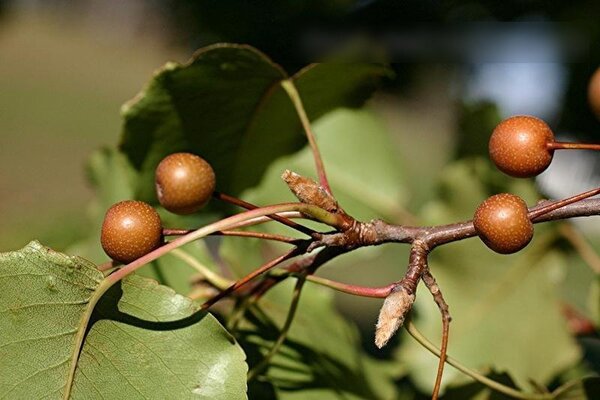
281 170 339 213
375 285 415 348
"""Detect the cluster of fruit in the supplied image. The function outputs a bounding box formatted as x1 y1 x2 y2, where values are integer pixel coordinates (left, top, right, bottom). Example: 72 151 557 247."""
101 153 216 263
100 68 600 263
473 67 600 254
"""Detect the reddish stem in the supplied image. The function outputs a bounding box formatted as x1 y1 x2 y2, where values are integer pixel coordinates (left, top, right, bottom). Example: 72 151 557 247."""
548 141 600 151
97 261 115 272
215 230 300 244
163 229 191 236
301 275 395 298
200 247 302 310
164 228 300 244
561 302 597 335
433 319 449 400
528 186 600 221
214 192 316 236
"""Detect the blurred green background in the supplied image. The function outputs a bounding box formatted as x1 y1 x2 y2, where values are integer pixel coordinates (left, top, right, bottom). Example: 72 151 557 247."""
0 5 186 250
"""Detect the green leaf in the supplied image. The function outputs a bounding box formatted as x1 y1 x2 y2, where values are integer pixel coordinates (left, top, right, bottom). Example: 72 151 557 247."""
397 159 580 393
245 107 410 224
455 101 502 159
589 277 600 326
239 280 399 400
136 241 219 297
0 241 247 399
442 371 517 400
119 43 389 204
0 241 103 398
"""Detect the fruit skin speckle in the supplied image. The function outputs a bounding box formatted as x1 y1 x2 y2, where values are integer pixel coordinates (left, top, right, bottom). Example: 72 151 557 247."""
589 67 600 119
489 115 554 178
155 153 216 215
101 200 162 264
473 193 534 254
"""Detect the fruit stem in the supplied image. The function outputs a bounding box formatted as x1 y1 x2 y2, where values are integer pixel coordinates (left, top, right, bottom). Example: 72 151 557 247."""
162 229 191 235
269 270 395 298
106 202 339 287
405 320 553 400
280 79 333 195
548 141 600 151
97 260 115 272
199 247 301 310
170 248 233 290
528 186 600 221
213 230 301 244
164 228 301 244
247 274 306 381
214 191 317 236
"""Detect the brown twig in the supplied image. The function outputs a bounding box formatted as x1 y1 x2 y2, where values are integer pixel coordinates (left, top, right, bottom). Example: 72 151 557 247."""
528 187 600 221
421 268 451 400
364 198 600 250
200 247 304 310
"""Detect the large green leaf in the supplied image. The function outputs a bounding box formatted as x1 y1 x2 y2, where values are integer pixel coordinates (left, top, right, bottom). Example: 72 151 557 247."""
119 43 390 203
397 159 580 393
0 241 247 399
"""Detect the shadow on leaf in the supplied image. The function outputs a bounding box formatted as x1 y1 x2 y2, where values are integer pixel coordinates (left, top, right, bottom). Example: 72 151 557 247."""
88 280 211 331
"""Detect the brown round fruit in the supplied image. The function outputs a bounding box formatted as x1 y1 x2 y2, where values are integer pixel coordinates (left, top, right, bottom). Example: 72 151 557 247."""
155 153 216 215
101 200 163 263
489 115 554 178
473 193 534 254
588 67 600 119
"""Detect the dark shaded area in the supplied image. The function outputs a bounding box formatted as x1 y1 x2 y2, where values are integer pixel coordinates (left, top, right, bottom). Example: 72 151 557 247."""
159 0 600 143
238 304 387 399
580 336 600 374
0 1 8 19
89 280 211 332
161 1 600 63
455 101 502 159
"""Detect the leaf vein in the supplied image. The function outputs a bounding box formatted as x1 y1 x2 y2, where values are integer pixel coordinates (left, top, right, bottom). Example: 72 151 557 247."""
0 329 77 350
